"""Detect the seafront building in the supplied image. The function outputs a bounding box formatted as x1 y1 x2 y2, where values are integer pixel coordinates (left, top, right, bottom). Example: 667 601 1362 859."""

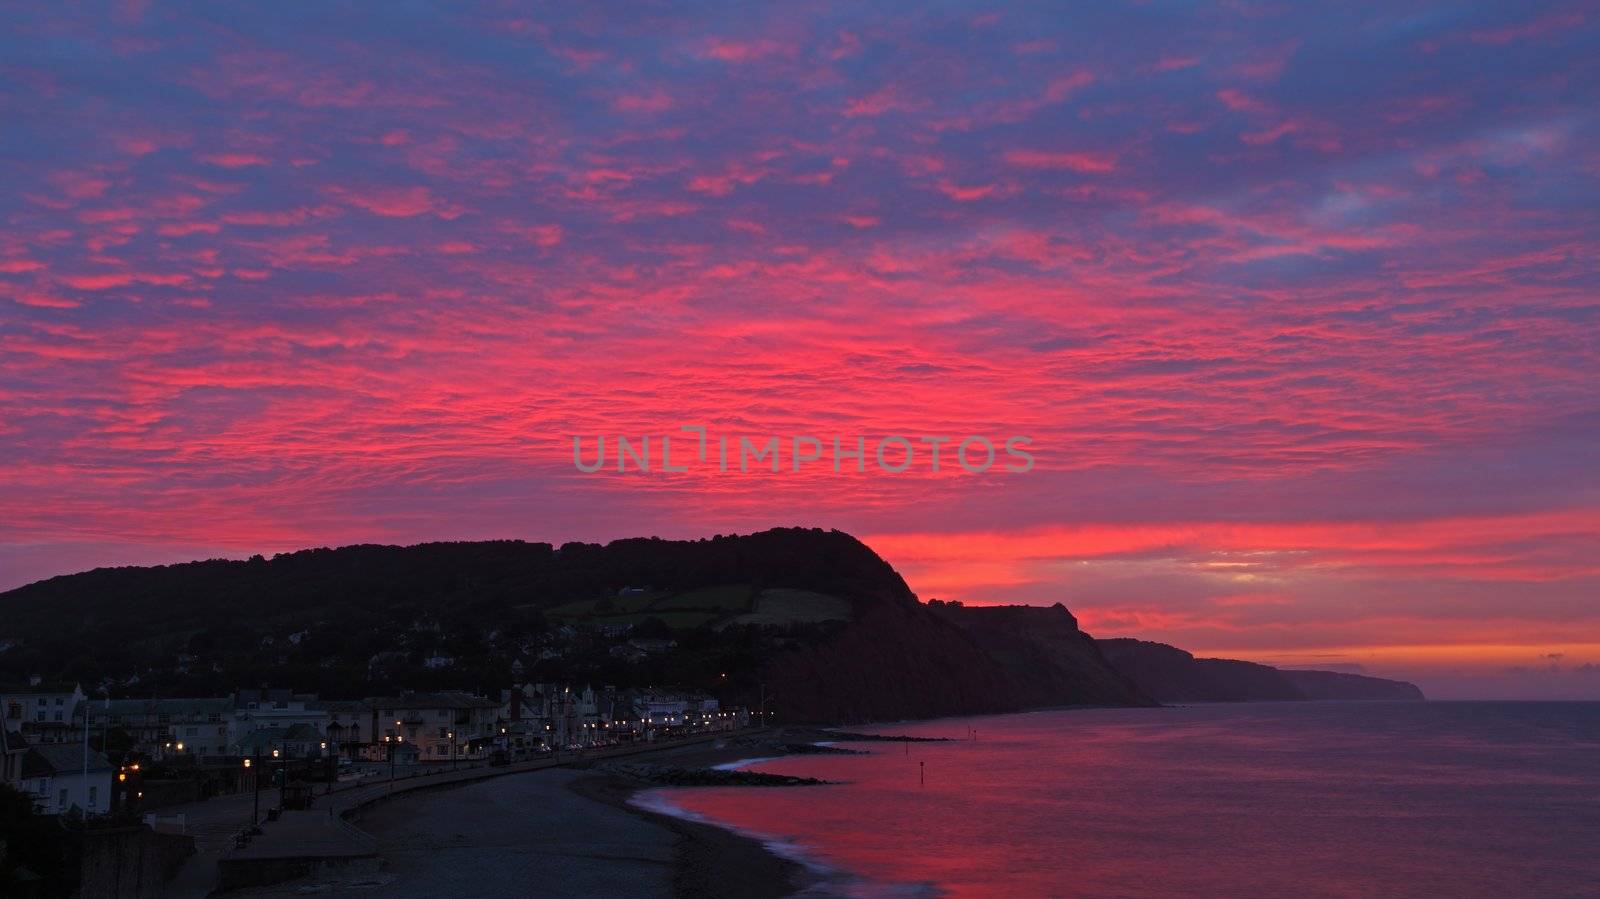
232 689 331 738
0 681 88 745
316 699 375 750
365 691 502 762
2 676 747 817
88 697 235 759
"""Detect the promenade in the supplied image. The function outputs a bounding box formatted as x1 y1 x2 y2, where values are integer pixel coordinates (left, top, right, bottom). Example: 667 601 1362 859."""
163 729 762 895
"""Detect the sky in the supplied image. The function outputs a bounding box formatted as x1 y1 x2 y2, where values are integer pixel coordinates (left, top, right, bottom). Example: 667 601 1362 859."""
1 2 1597 699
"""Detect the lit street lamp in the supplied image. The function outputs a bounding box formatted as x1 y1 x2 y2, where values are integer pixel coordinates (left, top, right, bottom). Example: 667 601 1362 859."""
243 756 260 829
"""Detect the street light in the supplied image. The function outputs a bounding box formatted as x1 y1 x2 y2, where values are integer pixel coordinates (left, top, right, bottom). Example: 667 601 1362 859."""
266 745 289 811
383 735 401 785
244 756 260 829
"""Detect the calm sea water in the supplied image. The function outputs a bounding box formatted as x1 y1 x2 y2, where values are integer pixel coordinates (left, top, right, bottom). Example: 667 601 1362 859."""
640 703 1600 897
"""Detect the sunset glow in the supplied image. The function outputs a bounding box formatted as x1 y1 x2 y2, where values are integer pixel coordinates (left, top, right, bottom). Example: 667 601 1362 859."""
2 3 1597 697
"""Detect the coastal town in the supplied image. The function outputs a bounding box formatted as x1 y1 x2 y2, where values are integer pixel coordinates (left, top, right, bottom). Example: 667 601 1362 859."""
2 680 751 819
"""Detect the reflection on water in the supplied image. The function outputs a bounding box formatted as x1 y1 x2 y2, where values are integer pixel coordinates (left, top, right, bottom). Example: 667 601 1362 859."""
650 702 1600 897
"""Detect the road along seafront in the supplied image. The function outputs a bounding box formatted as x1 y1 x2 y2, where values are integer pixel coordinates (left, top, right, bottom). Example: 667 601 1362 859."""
161 728 777 896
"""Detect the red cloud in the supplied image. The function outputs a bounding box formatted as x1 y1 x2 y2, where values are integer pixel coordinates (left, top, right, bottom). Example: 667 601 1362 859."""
199 152 271 168
325 186 463 219
1003 150 1118 173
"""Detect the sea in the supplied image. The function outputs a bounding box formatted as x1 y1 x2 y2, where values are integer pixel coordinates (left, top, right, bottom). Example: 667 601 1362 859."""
635 702 1600 897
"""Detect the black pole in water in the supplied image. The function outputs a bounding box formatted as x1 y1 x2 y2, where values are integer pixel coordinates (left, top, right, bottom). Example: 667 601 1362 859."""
920 760 925 786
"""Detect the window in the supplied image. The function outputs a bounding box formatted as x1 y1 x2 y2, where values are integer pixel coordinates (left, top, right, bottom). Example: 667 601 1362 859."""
58 788 68 808
88 786 97 808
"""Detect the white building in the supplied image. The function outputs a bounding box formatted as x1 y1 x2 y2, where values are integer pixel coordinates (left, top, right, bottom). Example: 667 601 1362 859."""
622 690 737 736
232 689 330 738
88 697 234 760
0 682 87 745
19 744 114 816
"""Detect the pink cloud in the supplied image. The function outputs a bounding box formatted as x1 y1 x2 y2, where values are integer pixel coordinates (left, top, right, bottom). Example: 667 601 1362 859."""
325 186 463 219
843 85 925 118
199 152 271 168
1003 149 1118 173
700 38 789 62
1217 88 1271 114
612 90 675 113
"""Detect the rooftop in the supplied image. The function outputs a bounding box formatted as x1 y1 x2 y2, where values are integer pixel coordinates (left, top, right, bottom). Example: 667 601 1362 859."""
98 697 234 716
22 744 112 777
366 691 500 710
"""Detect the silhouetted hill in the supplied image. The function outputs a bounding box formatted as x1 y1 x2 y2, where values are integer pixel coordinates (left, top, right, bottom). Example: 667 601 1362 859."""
926 602 1152 707
1278 668 1427 701
0 529 1149 723
1096 638 1424 702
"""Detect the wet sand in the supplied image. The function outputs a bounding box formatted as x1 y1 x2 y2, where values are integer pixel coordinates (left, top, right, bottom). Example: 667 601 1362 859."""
571 735 814 897
569 771 808 899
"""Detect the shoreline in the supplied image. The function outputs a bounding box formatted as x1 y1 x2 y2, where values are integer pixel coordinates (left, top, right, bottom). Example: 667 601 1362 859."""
567 771 812 899
233 727 914 896
338 732 837 898
564 730 849 898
